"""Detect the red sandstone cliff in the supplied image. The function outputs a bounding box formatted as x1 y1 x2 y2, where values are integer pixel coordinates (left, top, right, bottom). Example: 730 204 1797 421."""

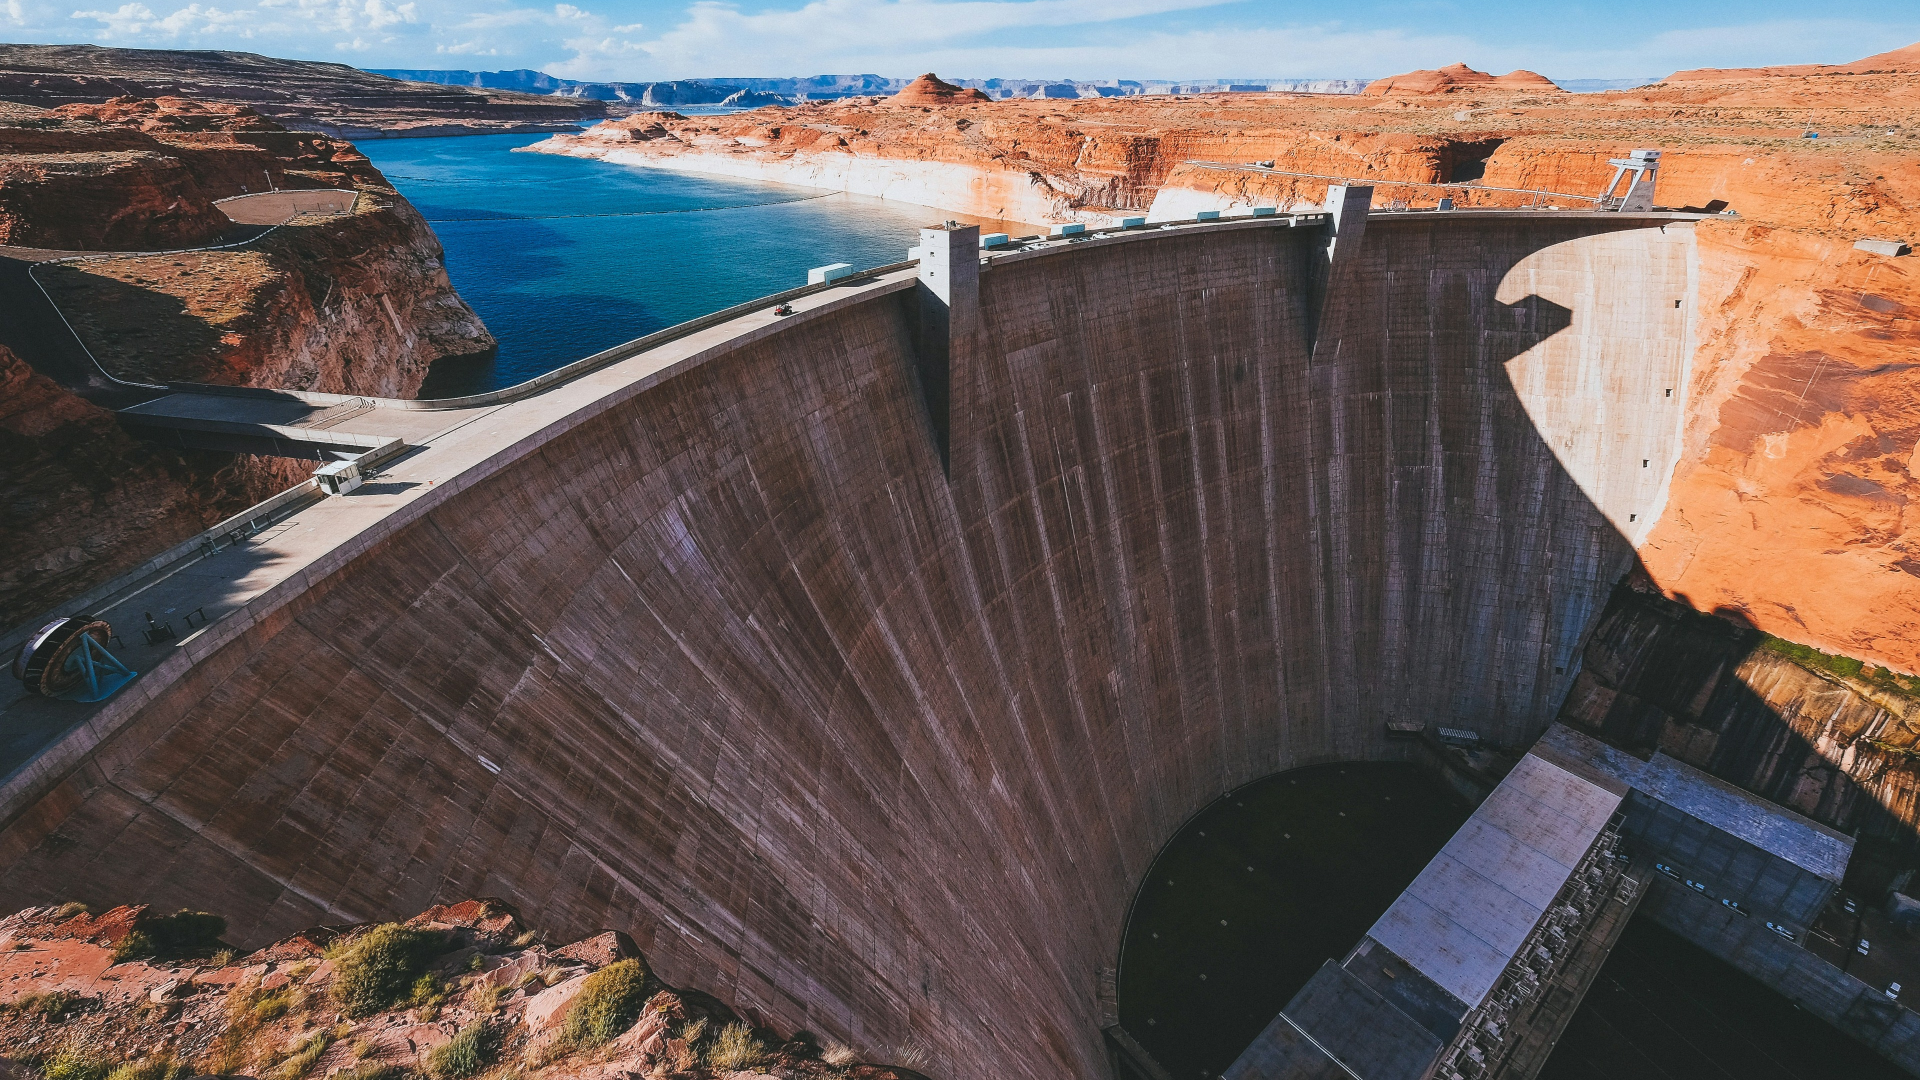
0 97 493 626
0 899 926 1080
1561 582 1920 886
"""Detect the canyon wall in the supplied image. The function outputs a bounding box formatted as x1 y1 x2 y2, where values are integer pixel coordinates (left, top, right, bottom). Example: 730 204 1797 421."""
0 98 494 627
0 217 1694 1079
525 111 1500 226
38 196 487 397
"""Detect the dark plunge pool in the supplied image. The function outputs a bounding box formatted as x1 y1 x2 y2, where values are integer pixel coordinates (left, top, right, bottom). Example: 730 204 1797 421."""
1117 761 1472 1079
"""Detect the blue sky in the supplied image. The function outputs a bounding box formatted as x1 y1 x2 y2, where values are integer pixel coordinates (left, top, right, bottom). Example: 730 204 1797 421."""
3 0 1916 83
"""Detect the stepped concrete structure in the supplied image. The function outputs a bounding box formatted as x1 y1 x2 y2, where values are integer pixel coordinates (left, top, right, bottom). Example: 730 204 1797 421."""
1226 721 1865 1080
0 203 1709 1079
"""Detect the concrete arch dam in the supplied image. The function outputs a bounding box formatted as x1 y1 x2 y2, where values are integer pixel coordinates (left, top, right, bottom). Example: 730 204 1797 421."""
0 210 1698 1079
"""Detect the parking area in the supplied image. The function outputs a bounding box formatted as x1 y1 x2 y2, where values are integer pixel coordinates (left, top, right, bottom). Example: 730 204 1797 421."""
1804 890 1920 1005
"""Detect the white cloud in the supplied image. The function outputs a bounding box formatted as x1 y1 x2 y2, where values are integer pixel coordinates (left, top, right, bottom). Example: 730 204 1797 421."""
434 38 500 54
70 3 253 37
68 0 418 43
363 0 416 31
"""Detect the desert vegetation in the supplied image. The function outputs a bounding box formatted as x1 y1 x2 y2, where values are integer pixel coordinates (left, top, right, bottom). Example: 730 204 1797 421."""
0 899 926 1080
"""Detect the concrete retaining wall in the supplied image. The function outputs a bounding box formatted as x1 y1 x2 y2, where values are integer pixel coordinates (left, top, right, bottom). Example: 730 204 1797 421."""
0 216 1696 1079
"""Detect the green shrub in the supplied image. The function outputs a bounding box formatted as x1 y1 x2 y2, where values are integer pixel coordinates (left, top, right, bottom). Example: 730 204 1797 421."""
43 1048 110 1080
10 991 85 1020
409 972 447 1008
330 1065 401 1080
274 1032 331 1080
1759 634 1920 699
328 925 447 1018
111 911 227 963
561 959 651 1047
705 1023 766 1071
425 1021 497 1080
148 911 226 952
104 1055 188 1080
250 986 296 1023
111 932 155 964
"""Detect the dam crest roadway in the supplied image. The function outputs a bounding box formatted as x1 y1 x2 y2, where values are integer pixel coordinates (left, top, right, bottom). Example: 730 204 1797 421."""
1 194 1713 1080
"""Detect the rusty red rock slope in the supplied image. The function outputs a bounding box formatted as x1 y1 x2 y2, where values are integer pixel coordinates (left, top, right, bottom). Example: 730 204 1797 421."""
0 898 925 1080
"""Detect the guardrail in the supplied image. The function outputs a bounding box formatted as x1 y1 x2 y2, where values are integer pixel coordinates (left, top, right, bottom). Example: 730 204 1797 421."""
170 259 925 413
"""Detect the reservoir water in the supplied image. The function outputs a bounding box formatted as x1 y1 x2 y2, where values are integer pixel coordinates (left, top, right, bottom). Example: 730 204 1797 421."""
361 133 1016 396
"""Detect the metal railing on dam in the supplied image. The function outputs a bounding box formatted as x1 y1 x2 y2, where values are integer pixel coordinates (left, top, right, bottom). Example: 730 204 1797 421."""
2 204 1709 1080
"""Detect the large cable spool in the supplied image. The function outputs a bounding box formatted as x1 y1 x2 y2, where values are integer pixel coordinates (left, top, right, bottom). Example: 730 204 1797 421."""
11 616 112 697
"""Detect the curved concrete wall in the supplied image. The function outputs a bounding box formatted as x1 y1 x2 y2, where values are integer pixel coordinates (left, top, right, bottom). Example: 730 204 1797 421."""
0 216 1695 1079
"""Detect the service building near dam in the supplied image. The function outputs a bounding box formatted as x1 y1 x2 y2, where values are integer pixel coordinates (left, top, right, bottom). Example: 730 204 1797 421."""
6 161 1920 1080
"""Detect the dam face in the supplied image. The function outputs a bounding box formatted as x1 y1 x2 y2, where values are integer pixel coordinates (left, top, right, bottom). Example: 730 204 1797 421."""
0 214 1696 1079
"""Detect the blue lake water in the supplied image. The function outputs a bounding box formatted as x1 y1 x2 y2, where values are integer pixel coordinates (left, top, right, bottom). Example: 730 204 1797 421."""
360 133 1015 396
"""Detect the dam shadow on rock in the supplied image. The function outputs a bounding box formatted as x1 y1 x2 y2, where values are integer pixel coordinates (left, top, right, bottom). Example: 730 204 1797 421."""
1562 582 1920 886
1 212 1854 1080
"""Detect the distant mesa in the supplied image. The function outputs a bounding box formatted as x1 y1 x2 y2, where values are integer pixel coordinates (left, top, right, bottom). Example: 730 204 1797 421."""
891 73 992 105
720 88 789 108
1362 62 1565 96
1663 39 1920 81
575 111 686 143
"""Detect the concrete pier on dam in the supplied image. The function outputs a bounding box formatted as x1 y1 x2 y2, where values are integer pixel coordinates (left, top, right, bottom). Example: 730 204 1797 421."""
0 205 1701 1079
